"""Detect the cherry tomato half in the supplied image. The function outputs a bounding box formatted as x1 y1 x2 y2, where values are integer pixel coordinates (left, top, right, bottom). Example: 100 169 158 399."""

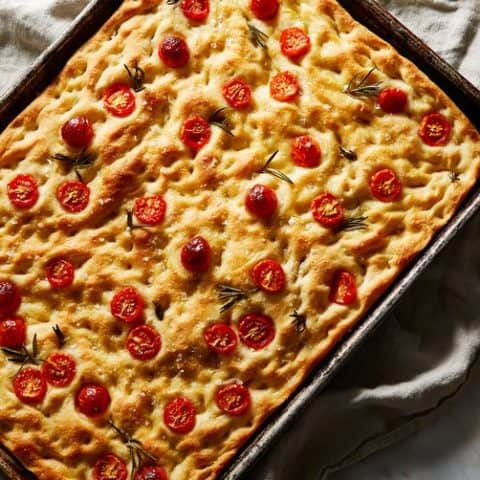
329 270 357 305
280 27 311 60
238 312 275 350
419 112 452 147
180 236 212 273
180 115 212 151
56 180 90 213
180 0 209 21
134 195 167 225
42 352 76 387
250 0 279 20
159 35 190 69
104 84 136 117
369 168 402 202
111 287 145 323
93 454 128 480
251 259 286 293
163 397 196 434
0 280 21 318
0 316 26 349
311 192 345 228
270 71 300 102
127 325 161 361
223 78 252 110
216 383 251 416
46 258 75 289
203 323 237 355
245 184 278 218
377 87 408 114
291 135 321 168
75 383 111 417
13 367 47 405
7 174 39 209
134 465 168 480
61 116 94 149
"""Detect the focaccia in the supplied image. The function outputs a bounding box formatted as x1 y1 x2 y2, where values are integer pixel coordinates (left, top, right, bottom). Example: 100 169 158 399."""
0 0 478 479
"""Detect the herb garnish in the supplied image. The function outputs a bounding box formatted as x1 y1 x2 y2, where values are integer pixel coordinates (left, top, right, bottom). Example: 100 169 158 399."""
339 215 368 232
52 324 66 348
209 107 234 136
259 151 294 185
339 146 358 161
290 311 307 334
2 334 40 375
449 170 460 183
248 23 268 49
126 210 149 232
166 0 180 4
51 151 94 182
124 63 146 92
345 67 382 98
217 284 258 314
153 302 164 321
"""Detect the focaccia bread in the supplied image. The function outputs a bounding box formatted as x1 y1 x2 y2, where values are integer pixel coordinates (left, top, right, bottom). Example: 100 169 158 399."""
0 0 479 479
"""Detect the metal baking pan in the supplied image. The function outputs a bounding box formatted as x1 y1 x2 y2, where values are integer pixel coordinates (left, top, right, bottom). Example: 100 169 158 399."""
1 1 479 479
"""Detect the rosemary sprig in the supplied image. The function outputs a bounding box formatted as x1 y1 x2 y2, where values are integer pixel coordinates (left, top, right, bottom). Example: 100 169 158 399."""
338 215 368 232
248 22 268 49
345 67 382 98
124 63 145 92
2 334 40 376
51 151 94 183
217 284 258 314
209 107 234 136
449 170 460 183
126 210 150 232
52 324 66 348
259 151 294 185
290 311 307 334
153 302 164 321
339 146 358 161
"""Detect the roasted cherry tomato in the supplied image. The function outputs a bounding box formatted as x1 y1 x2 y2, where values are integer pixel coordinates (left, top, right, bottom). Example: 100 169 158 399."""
180 0 209 21
245 184 278 218
270 71 300 102
93 454 128 480
0 316 26 349
134 195 167 225
46 258 75 289
180 115 211 151
104 84 136 117
163 397 196 434
216 383 251 416
111 287 145 323
61 115 94 149
7 174 39 209
250 0 279 20
13 367 47 405
127 325 161 361
159 35 190 68
57 180 90 213
291 135 321 168
280 27 311 60
75 383 111 417
329 270 357 305
42 352 76 387
0 280 21 318
251 259 286 293
377 87 408 114
180 236 212 273
419 112 452 147
369 168 402 202
203 323 237 355
311 192 345 228
238 312 275 350
134 465 168 480
223 78 252 109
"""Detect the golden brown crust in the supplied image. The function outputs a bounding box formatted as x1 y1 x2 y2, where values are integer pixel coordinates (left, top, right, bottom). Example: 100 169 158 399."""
0 0 479 479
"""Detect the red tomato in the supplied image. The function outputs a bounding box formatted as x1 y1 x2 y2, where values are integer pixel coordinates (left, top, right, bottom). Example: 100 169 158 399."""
280 27 311 59
291 135 321 168
7 174 39 209
251 259 286 293
56 180 90 213
245 184 278 218
0 280 21 318
180 115 211 151
163 397 196 434
127 325 161 361
93 454 128 480
180 0 209 21
111 287 145 323
46 258 74 289
42 352 76 387
369 168 402 202
133 195 167 225
419 112 452 146
0 316 26 348
75 383 111 417
270 71 300 102
180 236 212 273
134 466 168 480
61 116 94 149
311 192 345 228
223 78 252 109
203 323 237 355
238 312 275 350
104 84 136 117
158 35 190 68
377 87 408 114
216 383 251 416
250 0 279 20
13 367 47 405
329 270 357 305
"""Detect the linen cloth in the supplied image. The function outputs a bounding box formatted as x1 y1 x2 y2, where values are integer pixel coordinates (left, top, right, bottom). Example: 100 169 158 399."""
0 1 479 479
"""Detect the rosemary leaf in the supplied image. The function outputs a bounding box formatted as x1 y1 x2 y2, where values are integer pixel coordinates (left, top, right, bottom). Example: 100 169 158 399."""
339 146 357 161
290 311 307 334
51 151 94 170
52 324 66 348
167 0 180 4
248 22 268 49
449 170 460 183
259 151 294 185
345 67 382 98
217 284 257 314
339 215 368 232
209 107 234 136
124 63 146 92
